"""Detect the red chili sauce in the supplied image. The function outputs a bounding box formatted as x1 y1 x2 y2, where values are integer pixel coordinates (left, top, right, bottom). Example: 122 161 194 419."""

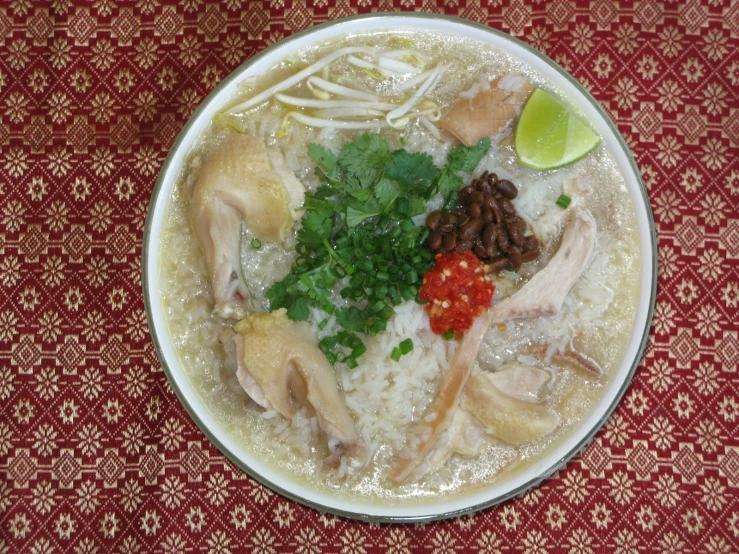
418 251 495 335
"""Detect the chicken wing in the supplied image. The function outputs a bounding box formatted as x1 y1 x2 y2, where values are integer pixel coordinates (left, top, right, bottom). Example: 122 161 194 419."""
190 134 304 319
223 309 360 464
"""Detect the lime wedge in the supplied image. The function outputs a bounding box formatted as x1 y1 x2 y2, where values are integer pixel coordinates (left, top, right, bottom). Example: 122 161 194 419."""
514 89 600 170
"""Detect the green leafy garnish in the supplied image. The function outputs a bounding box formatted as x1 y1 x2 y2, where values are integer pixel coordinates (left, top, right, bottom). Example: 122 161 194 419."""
267 133 490 365
438 137 491 204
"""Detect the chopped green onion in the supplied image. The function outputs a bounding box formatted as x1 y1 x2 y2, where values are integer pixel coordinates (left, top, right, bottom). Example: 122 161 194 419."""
251 237 262 249
556 194 571 209
390 347 401 362
318 318 329 330
400 219 414 232
399 338 414 355
442 329 455 340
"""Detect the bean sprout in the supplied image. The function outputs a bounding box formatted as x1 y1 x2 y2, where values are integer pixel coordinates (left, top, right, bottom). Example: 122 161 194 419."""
378 57 419 75
381 49 430 63
228 47 451 134
314 107 387 119
346 55 404 77
281 111 386 130
306 76 383 101
419 116 441 140
227 46 377 114
275 93 398 111
397 68 435 92
385 64 448 128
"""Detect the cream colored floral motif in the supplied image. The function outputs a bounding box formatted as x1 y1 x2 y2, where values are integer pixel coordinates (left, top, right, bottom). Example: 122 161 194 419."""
59 399 79 424
10 512 32 539
428 529 457 554
32 424 58 457
140 509 161 536
75 481 100 515
385 529 411 554
609 471 636 505
31 481 56 515
567 528 594 554
653 474 681 508
231 504 251 530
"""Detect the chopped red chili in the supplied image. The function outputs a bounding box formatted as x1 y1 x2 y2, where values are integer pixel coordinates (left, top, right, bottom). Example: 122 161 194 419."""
418 250 495 335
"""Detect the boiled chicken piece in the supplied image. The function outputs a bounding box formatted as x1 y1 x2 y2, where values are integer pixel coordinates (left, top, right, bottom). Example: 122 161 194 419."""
521 343 603 378
392 309 495 483
463 366 559 445
491 210 596 322
412 363 554 478
486 362 551 402
420 409 485 477
438 74 534 146
190 134 304 319
223 309 360 464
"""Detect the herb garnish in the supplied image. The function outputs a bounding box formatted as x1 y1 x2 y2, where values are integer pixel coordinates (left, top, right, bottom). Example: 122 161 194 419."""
266 133 490 366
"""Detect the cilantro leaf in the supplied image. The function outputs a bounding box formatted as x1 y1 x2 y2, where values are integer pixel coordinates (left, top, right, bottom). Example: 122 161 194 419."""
385 149 439 196
346 205 380 228
266 279 311 321
312 185 336 199
297 206 333 248
437 170 463 198
349 187 374 203
308 143 339 179
391 195 427 219
301 207 333 234
447 137 491 174
338 133 388 187
286 296 311 320
298 269 329 302
437 137 491 199
373 177 399 207
407 196 428 217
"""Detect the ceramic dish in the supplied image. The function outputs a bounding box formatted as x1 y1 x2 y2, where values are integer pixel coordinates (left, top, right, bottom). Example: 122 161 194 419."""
142 13 656 522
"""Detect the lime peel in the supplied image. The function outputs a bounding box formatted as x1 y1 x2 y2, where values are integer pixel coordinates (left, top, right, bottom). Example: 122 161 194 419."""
514 88 601 170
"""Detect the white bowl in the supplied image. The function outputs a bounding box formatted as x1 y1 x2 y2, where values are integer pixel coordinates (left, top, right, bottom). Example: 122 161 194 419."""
143 13 656 522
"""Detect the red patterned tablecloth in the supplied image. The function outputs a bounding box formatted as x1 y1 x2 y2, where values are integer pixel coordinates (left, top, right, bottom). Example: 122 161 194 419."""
1 1 738 552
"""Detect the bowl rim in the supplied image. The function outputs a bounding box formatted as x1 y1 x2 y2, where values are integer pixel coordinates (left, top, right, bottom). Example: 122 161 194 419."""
142 11 657 523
